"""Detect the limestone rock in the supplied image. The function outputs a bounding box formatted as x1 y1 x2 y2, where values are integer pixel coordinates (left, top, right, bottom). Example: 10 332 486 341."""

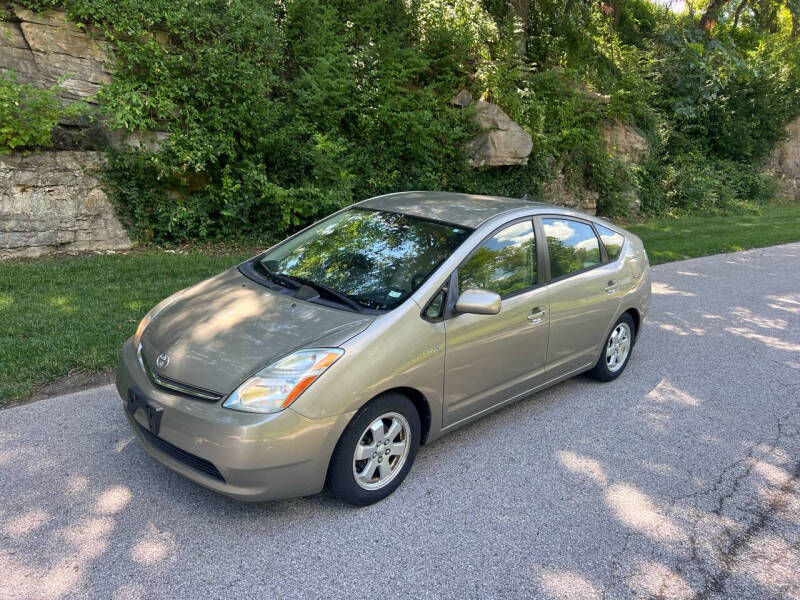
583 89 611 104
107 130 171 153
764 116 800 199
0 20 39 79
601 120 649 164
450 89 473 107
0 151 132 259
541 171 599 215
0 8 111 102
19 21 109 63
468 101 533 168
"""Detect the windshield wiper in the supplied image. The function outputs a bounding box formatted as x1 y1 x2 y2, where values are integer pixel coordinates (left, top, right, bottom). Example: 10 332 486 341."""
255 261 301 290
282 274 365 313
256 260 363 313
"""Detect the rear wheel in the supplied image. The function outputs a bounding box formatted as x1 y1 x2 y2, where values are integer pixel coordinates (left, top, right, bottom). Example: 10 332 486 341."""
328 393 420 506
590 313 635 382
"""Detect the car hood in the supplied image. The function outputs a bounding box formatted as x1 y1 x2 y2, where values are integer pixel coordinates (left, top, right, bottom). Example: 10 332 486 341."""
140 268 374 394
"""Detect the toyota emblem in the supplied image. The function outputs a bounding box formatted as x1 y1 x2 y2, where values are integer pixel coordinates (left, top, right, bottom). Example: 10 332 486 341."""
156 353 170 369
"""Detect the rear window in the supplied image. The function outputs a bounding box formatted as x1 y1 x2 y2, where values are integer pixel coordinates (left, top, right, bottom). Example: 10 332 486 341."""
596 224 625 261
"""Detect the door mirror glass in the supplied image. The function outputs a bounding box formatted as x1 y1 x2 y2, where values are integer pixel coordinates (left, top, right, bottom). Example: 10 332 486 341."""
455 289 502 315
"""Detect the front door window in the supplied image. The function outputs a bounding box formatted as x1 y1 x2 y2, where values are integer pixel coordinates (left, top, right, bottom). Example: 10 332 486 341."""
458 221 536 297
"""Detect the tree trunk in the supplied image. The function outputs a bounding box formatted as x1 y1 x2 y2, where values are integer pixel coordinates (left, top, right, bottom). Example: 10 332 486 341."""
610 0 624 27
732 0 747 29
698 0 729 30
509 0 530 58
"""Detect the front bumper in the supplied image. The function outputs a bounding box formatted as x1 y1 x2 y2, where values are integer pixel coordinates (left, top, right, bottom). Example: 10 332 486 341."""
116 338 354 502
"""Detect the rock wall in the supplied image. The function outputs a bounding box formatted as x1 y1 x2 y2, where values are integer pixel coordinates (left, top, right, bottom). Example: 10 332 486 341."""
601 120 649 215
1 6 135 258
0 151 131 259
541 121 649 216
601 120 649 165
451 86 650 215
0 5 111 102
765 116 800 199
541 171 599 215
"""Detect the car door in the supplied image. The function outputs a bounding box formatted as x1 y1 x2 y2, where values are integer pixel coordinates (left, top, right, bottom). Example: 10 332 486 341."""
539 216 623 377
442 219 550 428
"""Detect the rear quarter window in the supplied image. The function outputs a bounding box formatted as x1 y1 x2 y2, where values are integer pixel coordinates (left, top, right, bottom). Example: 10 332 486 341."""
596 224 625 261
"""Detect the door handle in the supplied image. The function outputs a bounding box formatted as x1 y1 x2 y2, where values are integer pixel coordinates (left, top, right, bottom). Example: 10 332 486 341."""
604 280 618 294
527 307 548 323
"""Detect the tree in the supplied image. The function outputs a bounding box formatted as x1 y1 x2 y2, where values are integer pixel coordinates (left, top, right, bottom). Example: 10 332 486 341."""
699 0 731 29
509 0 530 57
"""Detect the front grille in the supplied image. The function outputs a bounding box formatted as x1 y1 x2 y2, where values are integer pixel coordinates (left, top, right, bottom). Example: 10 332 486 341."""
137 344 223 401
134 420 225 482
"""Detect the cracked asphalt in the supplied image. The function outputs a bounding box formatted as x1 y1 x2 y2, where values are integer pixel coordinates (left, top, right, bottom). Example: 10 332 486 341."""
1 243 799 600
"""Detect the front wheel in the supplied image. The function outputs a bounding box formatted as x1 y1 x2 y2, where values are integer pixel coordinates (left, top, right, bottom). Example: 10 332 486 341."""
590 313 635 382
327 393 421 506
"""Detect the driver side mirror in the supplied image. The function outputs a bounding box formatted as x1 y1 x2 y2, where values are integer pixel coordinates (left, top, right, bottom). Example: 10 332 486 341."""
455 288 501 315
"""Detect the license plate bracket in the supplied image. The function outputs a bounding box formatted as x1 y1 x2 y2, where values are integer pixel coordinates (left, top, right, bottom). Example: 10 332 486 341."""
126 388 164 436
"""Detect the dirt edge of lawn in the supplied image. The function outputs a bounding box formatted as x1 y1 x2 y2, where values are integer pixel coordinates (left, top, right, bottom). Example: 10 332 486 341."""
2 369 115 410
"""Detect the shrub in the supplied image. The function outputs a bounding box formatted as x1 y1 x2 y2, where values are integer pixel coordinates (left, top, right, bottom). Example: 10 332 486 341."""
660 154 777 215
0 71 74 154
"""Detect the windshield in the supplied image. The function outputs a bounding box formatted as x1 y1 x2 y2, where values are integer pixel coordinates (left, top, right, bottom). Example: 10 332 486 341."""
259 208 471 311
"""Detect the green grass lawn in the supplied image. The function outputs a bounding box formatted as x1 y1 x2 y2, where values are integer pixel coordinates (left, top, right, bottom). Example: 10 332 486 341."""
1 203 799 405
623 204 800 265
0 250 253 403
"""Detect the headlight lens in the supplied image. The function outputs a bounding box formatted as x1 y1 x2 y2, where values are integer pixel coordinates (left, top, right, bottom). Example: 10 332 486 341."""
223 349 344 414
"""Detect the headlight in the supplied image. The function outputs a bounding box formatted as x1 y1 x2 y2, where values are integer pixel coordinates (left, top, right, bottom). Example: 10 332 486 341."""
223 349 344 414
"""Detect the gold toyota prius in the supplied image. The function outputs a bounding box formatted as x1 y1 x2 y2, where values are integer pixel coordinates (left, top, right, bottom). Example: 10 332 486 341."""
117 192 651 506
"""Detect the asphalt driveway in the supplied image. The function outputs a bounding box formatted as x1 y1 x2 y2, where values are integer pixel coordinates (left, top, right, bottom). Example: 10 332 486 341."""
1 243 799 600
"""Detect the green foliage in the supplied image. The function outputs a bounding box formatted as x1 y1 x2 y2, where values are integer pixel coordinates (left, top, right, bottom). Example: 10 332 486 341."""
0 71 75 154
660 153 778 214
11 0 800 237
656 27 800 162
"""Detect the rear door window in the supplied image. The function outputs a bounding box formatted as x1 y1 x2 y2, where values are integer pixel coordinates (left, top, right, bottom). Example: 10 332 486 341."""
542 218 601 279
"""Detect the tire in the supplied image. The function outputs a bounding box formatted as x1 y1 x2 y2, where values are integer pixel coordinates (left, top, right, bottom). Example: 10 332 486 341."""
328 393 421 506
590 313 636 382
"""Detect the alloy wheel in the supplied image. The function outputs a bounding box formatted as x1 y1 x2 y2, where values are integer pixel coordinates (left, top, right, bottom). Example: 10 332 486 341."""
606 322 632 373
352 412 410 490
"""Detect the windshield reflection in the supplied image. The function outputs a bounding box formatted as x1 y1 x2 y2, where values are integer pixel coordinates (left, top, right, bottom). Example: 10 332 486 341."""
261 208 471 310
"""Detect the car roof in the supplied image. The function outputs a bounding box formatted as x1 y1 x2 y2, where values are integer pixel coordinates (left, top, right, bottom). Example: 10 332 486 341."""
357 191 583 229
